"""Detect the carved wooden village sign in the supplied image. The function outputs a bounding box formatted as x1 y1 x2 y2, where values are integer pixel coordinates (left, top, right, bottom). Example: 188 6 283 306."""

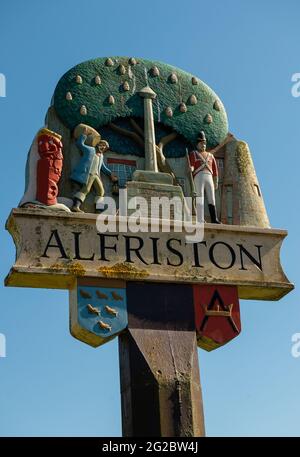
5 57 293 436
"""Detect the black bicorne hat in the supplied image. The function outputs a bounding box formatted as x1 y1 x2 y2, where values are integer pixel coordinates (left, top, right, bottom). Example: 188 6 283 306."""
197 131 206 142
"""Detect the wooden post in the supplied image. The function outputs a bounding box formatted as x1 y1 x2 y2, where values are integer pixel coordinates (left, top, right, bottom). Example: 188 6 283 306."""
118 282 205 437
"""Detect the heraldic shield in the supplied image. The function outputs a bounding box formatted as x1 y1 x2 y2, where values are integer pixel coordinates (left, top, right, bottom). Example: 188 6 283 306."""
193 285 241 351
70 279 127 347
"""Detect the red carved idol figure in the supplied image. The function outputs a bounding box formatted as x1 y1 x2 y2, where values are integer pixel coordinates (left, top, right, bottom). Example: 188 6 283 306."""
36 128 63 206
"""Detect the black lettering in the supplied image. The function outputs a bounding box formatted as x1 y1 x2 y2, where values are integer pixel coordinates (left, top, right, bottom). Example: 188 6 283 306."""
149 237 161 265
124 236 148 265
72 232 95 261
209 242 236 270
237 244 263 271
167 238 183 266
41 230 68 259
98 234 118 261
190 241 207 267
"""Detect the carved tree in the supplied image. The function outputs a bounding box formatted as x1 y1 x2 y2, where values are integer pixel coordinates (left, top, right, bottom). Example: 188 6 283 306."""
109 119 179 184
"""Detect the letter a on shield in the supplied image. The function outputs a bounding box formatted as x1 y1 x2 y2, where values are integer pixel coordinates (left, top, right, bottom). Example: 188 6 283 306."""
193 285 241 351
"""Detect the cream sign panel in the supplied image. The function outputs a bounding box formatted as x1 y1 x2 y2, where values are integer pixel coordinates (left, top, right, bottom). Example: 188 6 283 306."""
6 209 292 300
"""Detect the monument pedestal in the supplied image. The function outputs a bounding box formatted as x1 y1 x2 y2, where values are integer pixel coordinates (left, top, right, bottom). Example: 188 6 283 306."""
126 170 185 219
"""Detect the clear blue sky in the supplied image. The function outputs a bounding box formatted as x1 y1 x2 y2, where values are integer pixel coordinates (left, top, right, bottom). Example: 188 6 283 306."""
0 0 299 437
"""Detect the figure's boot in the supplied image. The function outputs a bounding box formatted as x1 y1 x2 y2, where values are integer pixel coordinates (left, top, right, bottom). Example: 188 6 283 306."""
71 198 83 213
208 204 221 224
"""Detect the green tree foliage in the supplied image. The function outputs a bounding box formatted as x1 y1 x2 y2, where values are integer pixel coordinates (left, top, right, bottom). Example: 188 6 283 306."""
54 57 228 149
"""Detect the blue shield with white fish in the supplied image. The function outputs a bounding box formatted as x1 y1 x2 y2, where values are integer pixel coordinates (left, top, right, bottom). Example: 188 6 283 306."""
70 280 128 347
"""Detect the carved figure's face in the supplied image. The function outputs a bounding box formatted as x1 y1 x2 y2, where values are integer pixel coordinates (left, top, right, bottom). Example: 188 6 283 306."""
38 134 63 157
197 141 206 152
97 142 109 154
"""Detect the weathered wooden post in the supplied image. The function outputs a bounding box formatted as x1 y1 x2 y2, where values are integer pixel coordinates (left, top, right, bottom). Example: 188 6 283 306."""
5 56 294 437
119 282 205 437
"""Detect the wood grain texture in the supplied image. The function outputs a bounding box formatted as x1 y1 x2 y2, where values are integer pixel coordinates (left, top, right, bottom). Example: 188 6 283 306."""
119 282 205 437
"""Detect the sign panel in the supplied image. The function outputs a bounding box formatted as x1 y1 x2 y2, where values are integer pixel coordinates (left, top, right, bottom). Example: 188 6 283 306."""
5 208 293 301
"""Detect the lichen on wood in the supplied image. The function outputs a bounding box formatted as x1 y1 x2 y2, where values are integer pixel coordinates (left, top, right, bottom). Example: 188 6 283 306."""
235 142 251 175
98 262 148 279
67 262 86 276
